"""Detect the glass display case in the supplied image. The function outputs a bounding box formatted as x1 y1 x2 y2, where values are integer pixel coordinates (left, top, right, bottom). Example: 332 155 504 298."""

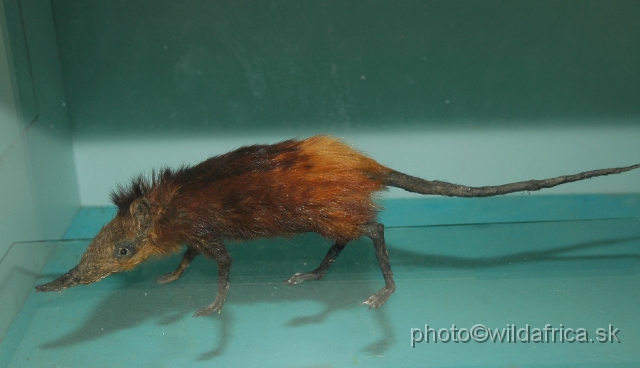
2 216 640 366
1 1 639 367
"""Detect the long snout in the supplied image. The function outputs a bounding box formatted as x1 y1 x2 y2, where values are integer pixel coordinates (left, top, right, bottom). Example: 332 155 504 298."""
35 266 83 292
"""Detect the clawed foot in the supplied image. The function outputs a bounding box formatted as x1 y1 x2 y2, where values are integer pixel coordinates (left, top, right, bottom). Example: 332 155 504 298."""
283 271 322 286
362 286 395 309
156 272 181 284
193 300 224 317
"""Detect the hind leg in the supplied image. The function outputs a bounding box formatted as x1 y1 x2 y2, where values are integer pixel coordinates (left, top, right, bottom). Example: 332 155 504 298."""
193 239 233 317
362 222 396 309
284 240 347 285
156 247 200 284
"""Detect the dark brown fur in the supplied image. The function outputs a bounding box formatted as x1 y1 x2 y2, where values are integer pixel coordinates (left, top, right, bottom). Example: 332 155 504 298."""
36 135 640 316
112 136 390 245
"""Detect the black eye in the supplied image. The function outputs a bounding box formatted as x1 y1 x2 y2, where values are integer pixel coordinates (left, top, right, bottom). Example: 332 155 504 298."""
115 240 136 258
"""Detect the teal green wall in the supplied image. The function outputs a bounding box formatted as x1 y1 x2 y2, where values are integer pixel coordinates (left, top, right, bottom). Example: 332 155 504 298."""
50 0 640 204
0 0 80 339
54 0 640 134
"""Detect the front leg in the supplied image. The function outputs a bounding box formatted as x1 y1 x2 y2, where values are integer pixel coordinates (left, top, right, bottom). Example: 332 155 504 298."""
193 238 233 317
156 247 200 284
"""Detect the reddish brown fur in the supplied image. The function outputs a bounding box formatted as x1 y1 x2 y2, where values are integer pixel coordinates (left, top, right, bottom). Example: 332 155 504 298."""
112 135 391 261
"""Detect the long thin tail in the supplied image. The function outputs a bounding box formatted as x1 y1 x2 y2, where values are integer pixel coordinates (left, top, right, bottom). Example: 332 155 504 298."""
384 164 640 197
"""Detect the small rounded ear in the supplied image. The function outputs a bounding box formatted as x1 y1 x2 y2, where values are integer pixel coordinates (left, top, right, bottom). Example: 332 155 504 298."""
130 198 152 231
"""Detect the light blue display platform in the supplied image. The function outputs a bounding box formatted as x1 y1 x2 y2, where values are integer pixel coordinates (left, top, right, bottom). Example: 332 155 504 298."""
1 197 640 367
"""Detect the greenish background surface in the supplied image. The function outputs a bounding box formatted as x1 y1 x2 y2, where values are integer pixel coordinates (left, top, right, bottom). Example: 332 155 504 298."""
0 0 79 340
54 0 640 134
49 0 640 204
